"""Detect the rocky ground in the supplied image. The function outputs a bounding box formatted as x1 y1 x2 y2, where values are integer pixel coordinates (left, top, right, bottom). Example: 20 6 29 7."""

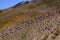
0 9 60 40
0 0 60 40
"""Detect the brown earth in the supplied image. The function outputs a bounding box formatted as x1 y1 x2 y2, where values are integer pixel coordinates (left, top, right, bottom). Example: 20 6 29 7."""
0 0 60 40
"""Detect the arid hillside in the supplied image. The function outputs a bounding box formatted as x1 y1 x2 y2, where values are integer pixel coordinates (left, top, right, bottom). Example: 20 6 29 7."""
0 0 60 40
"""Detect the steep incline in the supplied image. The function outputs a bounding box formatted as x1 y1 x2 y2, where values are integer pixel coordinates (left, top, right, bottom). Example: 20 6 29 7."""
0 9 60 40
0 0 60 40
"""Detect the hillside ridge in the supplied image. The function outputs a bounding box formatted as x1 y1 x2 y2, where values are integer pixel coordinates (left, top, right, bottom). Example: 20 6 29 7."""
0 0 60 40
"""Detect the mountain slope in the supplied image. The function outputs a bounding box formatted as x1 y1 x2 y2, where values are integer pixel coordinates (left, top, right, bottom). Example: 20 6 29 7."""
0 0 60 40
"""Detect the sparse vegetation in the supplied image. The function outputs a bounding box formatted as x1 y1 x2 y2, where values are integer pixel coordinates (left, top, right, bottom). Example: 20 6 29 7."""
21 31 28 40
0 0 60 40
